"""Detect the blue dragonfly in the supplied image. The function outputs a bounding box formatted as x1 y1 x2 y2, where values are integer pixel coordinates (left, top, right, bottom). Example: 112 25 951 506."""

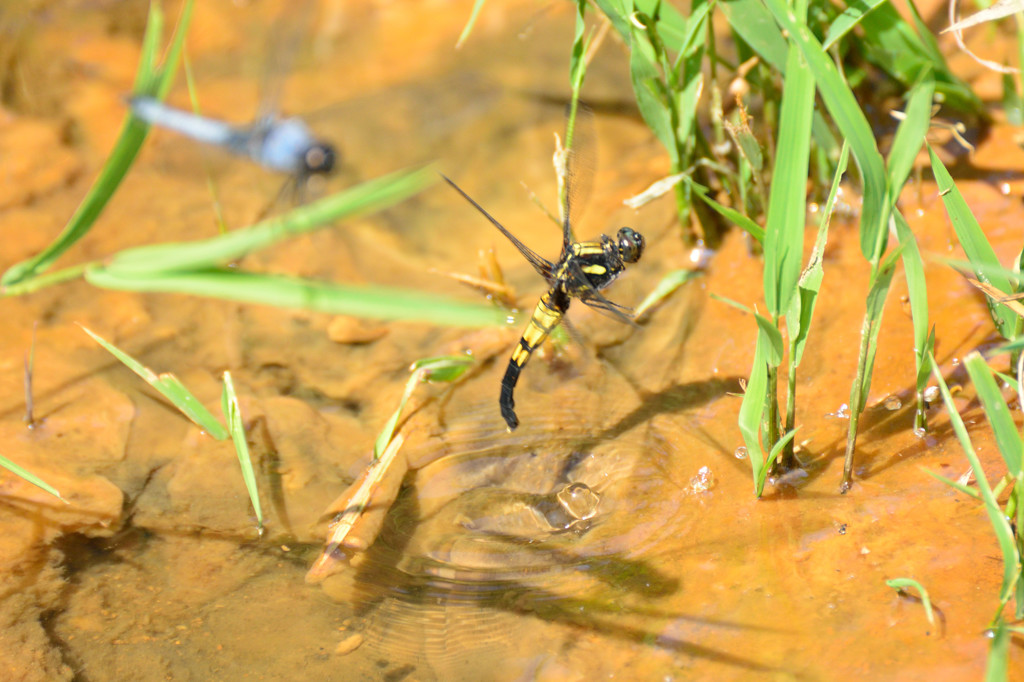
129 95 337 185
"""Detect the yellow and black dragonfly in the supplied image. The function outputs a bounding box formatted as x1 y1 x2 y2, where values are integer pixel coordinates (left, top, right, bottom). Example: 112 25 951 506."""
441 117 644 431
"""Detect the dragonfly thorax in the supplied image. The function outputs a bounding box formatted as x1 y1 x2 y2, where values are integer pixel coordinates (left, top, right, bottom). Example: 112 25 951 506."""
258 115 329 173
562 235 629 292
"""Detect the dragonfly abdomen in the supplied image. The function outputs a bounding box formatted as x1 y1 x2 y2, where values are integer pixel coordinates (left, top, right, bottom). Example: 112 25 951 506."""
500 288 570 431
130 96 236 147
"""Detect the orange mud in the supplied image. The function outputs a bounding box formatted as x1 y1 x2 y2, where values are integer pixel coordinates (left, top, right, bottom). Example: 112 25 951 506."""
0 1 1022 680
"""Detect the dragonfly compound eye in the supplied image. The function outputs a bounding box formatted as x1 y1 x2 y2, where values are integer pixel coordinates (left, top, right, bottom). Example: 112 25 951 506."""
304 143 337 175
617 227 644 263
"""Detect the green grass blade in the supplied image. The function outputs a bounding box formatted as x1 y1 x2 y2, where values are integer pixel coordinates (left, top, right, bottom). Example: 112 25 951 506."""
823 0 888 50
885 577 936 627
628 22 675 163
103 166 435 276
866 250 903 400
132 0 164 91
764 41 814 317
374 355 473 459
719 0 788 72
756 428 797 496
1003 69 1023 126
997 336 1024 354
0 454 65 503
859 2 979 114
711 293 753 315
893 212 927 350
1 0 194 288
373 375 419 461
221 371 262 530
686 177 765 242
893 210 929 425
411 355 474 383
986 622 1010 682
635 268 702 318
931 352 1020 605
85 267 507 328
739 334 769 495
788 142 849 367
755 312 784 367
672 1 710 166
593 0 689 52
712 294 786 361
932 257 1023 287
569 0 589 101
455 0 487 49
964 353 1023 477
928 146 1018 339
150 0 193 99
886 69 935 198
922 467 981 500
762 0 888 264
80 325 228 439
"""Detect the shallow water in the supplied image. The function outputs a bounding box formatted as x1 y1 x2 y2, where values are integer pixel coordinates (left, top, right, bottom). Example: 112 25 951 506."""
1 0 1022 679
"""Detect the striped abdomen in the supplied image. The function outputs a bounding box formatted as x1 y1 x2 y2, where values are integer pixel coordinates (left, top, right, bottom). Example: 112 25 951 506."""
500 288 569 430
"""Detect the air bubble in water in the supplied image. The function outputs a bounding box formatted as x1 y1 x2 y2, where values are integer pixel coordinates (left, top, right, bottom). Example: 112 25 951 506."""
734 446 748 460
883 395 902 411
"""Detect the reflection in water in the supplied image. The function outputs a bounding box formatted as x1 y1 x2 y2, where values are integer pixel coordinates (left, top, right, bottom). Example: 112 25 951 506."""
316 397 695 680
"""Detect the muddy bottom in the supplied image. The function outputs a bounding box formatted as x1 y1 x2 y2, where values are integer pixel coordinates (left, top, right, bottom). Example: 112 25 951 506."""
0 1 1021 680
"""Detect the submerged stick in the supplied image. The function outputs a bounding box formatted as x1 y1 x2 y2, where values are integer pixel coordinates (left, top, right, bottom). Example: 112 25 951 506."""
306 434 407 584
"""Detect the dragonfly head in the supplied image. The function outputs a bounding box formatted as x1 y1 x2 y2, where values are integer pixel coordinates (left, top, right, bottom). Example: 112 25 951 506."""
616 227 644 264
303 142 337 175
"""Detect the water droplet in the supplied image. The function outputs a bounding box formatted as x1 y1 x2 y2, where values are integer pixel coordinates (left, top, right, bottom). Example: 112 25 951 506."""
734 446 748 460
688 246 714 269
1001 182 1011 196
951 357 960 366
505 315 517 325
689 465 715 493
883 395 902 411
913 426 927 439
829 403 850 419
923 385 939 403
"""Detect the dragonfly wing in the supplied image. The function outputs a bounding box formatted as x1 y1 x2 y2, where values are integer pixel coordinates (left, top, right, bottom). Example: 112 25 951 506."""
255 1 316 123
565 261 639 327
560 103 596 250
442 174 556 282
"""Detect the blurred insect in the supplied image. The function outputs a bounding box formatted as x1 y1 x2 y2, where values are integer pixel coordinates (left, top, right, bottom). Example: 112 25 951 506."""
130 96 335 183
441 108 644 431
130 3 336 192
